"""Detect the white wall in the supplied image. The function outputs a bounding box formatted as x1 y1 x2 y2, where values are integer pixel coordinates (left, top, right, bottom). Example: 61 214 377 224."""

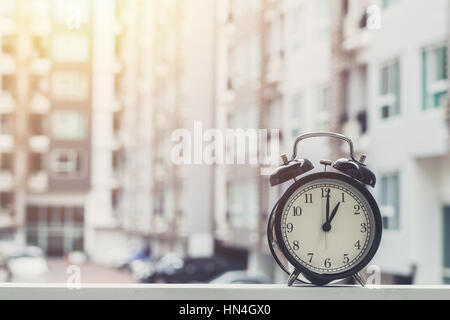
367 0 449 283
282 0 332 163
183 0 216 257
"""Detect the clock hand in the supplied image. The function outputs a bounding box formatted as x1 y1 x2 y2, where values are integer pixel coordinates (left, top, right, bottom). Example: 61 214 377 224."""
328 202 341 225
325 189 330 223
322 202 341 232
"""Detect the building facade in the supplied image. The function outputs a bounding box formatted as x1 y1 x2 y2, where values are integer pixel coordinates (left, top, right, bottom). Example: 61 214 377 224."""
0 0 92 257
214 0 334 281
332 0 450 284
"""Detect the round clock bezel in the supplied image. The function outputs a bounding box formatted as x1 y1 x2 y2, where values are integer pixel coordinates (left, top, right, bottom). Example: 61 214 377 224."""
274 172 382 284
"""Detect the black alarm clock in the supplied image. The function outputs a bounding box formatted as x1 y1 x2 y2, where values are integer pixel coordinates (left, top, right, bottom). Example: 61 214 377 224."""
267 132 382 286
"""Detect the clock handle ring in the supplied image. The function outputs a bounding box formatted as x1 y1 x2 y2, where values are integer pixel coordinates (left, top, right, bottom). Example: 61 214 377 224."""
290 132 357 163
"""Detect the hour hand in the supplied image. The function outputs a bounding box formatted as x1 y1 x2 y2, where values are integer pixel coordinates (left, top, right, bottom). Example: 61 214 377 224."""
322 202 341 232
329 202 341 224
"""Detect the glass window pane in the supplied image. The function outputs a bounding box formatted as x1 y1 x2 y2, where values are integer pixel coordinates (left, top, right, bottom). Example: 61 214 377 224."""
74 207 84 224
380 173 400 231
444 207 450 270
51 111 87 140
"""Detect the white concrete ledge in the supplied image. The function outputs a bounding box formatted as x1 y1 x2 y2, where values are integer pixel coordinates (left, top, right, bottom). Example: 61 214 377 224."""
0 284 449 300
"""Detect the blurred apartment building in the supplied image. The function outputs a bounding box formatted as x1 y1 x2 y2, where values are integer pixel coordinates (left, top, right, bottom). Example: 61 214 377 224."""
214 0 334 281
138 0 216 259
330 0 450 284
0 0 217 263
0 0 92 257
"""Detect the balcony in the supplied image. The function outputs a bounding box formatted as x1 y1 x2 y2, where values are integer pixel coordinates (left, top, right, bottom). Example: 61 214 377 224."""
342 15 371 52
28 171 49 193
0 18 16 35
0 92 15 113
29 93 50 114
0 171 13 191
0 211 13 229
0 134 14 152
221 13 235 40
0 284 448 300
31 59 51 75
0 54 16 74
29 135 50 153
342 110 369 153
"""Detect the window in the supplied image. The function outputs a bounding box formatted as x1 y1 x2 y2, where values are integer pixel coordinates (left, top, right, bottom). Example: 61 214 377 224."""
422 45 448 110
0 154 13 171
50 149 84 177
25 205 84 257
382 0 400 9
29 114 46 136
444 206 450 284
52 34 89 62
316 86 330 130
52 71 89 101
379 59 400 119
51 111 87 140
1 36 16 55
0 192 13 210
380 173 400 231
30 153 45 173
1 75 16 94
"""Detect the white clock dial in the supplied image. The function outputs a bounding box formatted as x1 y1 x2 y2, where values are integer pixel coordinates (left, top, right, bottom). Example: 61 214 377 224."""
280 178 376 275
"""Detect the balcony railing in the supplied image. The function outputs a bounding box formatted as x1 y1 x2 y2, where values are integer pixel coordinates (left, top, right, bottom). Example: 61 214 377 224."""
342 14 371 52
28 171 49 193
0 170 13 191
0 92 15 113
0 284 448 300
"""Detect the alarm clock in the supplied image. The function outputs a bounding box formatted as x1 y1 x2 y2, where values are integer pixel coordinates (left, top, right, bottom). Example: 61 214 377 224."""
267 132 382 286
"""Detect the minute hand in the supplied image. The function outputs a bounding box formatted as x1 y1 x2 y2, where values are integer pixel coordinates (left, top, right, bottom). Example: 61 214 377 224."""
328 202 341 225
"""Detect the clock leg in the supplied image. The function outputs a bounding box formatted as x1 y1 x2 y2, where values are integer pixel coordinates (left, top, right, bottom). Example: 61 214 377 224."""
287 269 302 287
353 273 366 287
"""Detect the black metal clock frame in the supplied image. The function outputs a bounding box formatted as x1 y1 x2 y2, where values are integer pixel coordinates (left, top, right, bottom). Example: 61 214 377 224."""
269 171 383 286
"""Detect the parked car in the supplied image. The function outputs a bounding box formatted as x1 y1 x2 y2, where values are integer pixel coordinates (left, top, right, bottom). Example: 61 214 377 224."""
109 244 153 271
143 255 246 283
5 246 49 283
210 271 272 284
66 251 88 265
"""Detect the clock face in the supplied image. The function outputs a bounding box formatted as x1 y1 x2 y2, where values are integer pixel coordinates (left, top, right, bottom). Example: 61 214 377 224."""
278 176 378 276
